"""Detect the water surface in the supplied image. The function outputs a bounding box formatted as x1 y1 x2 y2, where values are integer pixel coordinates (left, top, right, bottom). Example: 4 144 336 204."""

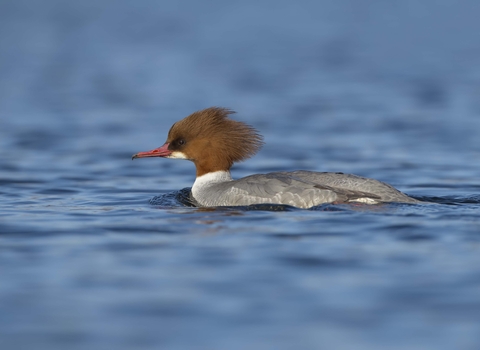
1 1 480 349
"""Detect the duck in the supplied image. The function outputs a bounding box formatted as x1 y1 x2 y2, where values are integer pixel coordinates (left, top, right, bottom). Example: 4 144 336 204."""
132 107 419 208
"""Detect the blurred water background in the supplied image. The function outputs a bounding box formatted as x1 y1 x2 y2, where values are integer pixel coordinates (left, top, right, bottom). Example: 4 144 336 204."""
1 1 480 349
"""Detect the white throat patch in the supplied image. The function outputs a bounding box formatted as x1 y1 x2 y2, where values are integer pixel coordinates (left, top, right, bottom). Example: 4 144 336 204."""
168 151 189 159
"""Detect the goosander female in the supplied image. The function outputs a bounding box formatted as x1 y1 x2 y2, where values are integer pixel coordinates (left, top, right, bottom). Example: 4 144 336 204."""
132 107 419 208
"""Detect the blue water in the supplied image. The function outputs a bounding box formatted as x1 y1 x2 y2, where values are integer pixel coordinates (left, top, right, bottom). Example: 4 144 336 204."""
2 1 480 349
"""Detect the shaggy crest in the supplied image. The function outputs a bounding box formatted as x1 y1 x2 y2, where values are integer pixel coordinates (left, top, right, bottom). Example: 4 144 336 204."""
167 107 264 172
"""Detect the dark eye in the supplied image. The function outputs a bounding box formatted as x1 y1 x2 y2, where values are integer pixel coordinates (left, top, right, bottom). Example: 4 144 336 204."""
177 139 186 146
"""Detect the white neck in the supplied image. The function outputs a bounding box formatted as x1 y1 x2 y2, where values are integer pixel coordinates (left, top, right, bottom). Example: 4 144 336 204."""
191 170 232 200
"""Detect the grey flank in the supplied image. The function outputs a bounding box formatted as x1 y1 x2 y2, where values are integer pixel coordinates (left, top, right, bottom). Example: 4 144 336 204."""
192 171 419 208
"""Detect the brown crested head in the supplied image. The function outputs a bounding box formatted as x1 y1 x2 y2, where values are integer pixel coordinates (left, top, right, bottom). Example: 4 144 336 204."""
166 107 264 176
